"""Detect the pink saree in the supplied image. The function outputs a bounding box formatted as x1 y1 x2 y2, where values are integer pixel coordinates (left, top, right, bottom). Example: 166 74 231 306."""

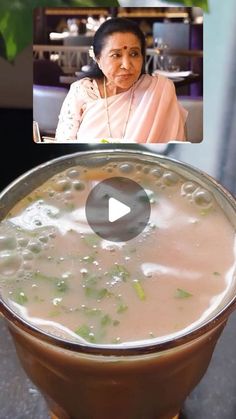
55 74 187 143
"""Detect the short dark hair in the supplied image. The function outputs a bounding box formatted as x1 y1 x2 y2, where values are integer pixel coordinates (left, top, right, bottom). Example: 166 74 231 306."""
80 17 146 80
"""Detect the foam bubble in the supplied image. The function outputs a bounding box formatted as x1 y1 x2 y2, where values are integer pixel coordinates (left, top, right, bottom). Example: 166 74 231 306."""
22 249 34 260
0 251 22 276
0 234 17 251
181 181 198 195
66 168 80 179
48 190 55 197
27 240 42 254
17 237 29 247
23 261 32 271
106 167 113 173
53 178 72 192
142 166 150 174
38 235 49 243
63 191 74 201
118 163 134 174
150 168 163 178
72 180 85 191
162 171 179 186
193 188 213 207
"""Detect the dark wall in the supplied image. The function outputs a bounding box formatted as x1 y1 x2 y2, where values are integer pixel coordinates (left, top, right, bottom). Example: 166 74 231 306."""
0 108 89 191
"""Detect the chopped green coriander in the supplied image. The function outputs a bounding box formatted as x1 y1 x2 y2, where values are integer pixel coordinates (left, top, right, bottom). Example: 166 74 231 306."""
213 271 221 276
200 207 213 216
33 272 60 282
81 255 95 264
117 302 128 314
35 194 43 200
33 295 44 303
132 280 146 301
128 247 137 254
112 337 121 344
100 139 110 143
175 288 193 299
84 287 109 300
107 264 130 281
80 306 102 317
56 280 69 293
144 189 157 204
83 272 98 287
83 234 100 247
13 290 28 305
75 324 96 343
49 309 61 318
65 202 75 211
101 314 112 326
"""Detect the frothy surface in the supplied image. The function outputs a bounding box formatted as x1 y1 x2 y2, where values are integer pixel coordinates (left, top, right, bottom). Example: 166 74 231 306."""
0 161 235 346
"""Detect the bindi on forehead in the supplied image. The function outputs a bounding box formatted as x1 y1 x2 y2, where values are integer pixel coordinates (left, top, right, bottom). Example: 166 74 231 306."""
123 46 128 50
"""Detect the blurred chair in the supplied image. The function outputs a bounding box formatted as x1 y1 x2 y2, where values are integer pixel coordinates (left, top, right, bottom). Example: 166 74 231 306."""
179 96 203 143
63 35 94 68
63 35 94 47
33 59 66 87
33 84 68 136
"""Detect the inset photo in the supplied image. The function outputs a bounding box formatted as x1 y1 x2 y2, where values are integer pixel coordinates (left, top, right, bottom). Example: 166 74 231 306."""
33 7 203 144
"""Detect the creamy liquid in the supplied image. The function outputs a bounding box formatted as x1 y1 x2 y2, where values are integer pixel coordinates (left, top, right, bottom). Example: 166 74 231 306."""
0 162 235 346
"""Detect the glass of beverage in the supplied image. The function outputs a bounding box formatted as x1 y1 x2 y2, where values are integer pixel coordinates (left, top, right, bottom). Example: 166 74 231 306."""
0 149 235 419
33 120 41 143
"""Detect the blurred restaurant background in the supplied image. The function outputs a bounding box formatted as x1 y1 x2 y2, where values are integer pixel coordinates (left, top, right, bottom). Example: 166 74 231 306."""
33 7 203 142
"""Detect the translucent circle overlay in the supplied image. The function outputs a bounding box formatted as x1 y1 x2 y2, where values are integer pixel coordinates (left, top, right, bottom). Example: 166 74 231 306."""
85 176 151 242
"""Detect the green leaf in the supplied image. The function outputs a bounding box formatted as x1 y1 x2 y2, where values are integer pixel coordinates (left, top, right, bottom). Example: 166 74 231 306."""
213 271 221 276
100 139 110 143
117 302 128 313
132 279 146 301
13 290 28 305
170 0 209 11
175 288 193 299
101 314 112 326
107 264 130 282
84 286 109 300
75 324 96 343
33 271 60 282
83 234 100 247
81 255 95 264
80 305 102 317
56 280 69 292
82 272 98 287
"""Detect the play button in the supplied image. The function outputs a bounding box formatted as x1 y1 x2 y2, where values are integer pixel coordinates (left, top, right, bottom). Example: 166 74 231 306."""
85 177 151 242
108 198 131 222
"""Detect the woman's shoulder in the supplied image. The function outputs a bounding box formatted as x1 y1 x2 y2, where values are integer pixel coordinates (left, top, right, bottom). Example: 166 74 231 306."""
70 77 100 100
152 73 175 89
138 73 173 88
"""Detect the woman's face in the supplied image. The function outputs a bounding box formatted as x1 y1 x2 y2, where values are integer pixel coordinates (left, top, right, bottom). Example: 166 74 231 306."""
97 32 143 91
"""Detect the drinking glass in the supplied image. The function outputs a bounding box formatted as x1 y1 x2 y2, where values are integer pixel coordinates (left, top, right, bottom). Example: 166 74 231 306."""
0 149 236 419
33 120 41 143
164 56 180 72
154 38 169 71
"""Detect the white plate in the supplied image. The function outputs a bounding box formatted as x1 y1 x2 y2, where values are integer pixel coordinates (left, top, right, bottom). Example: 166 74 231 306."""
153 70 192 79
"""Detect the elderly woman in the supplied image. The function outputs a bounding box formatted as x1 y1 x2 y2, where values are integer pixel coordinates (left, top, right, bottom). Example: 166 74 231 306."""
55 18 187 143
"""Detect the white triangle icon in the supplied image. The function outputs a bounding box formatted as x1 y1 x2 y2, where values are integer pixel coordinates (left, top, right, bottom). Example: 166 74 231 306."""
108 197 131 223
